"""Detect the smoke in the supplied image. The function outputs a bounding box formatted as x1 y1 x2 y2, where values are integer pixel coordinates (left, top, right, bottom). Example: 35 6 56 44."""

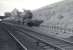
0 0 63 16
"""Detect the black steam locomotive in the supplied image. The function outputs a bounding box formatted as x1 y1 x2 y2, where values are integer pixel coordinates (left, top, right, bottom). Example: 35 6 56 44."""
2 9 43 27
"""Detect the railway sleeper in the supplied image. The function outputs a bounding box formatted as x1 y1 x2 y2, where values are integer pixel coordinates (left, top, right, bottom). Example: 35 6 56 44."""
35 41 61 50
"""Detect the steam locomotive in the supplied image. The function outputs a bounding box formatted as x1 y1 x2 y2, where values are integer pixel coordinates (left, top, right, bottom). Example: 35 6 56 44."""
1 9 43 27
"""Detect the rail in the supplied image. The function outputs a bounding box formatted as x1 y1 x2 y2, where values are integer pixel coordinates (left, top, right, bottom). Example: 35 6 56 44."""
3 23 73 50
2 22 73 50
2 23 27 50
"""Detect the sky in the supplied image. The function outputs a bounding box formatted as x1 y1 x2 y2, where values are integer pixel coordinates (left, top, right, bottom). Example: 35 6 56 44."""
0 0 63 16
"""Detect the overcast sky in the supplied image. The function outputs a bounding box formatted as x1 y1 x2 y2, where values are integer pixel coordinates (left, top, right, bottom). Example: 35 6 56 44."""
0 0 63 16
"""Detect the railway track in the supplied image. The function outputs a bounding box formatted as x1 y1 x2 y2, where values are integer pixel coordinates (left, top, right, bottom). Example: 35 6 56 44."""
2 22 73 50
2 22 61 50
0 23 27 50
